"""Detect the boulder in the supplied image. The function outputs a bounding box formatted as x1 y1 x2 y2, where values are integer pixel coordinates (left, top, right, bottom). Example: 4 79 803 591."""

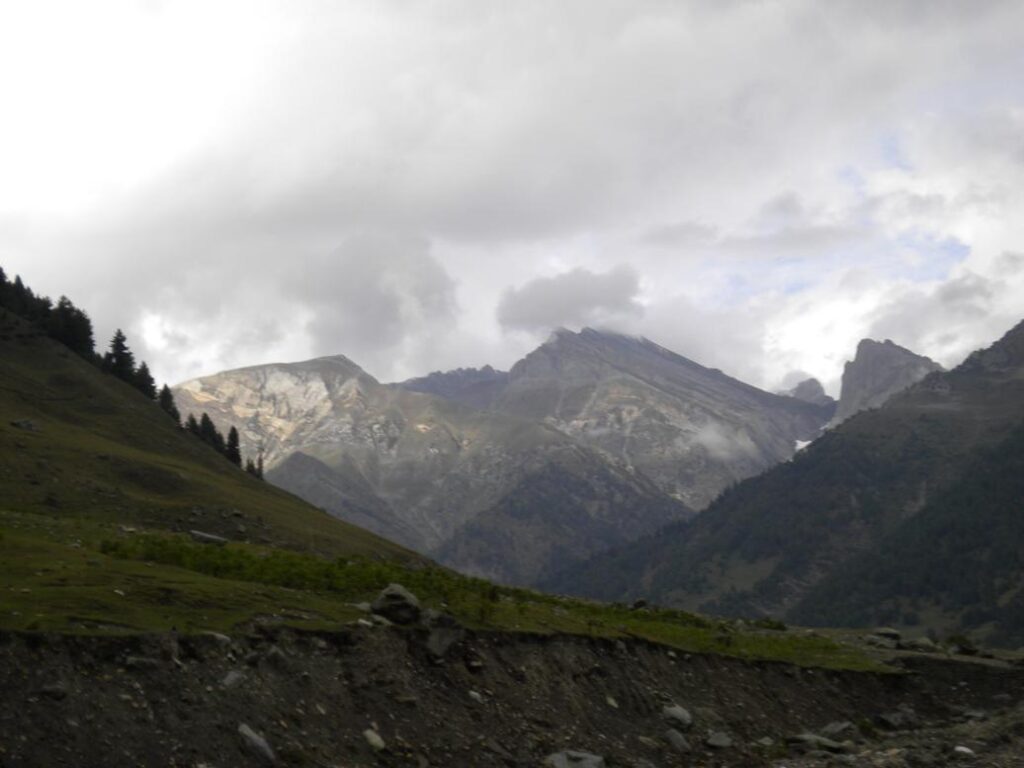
664 729 690 753
820 721 855 738
706 732 733 749
238 723 276 765
661 704 693 729
423 610 464 658
371 583 421 625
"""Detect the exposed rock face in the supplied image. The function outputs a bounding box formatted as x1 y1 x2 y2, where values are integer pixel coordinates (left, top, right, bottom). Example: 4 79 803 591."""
832 339 942 424
782 378 836 410
485 328 831 510
173 355 689 586
398 365 509 410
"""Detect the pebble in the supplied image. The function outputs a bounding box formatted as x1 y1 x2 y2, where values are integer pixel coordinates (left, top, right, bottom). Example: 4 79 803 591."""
363 729 386 751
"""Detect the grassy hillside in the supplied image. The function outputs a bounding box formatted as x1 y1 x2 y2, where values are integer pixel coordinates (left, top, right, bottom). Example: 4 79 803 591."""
0 309 416 561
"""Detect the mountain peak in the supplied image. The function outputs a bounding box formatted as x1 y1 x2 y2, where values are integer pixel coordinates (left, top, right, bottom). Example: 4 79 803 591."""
833 338 942 423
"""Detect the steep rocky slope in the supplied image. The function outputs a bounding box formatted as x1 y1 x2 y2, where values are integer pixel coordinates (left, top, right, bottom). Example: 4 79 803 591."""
174 357 689 585
550 320 1024 643
832 339 942 424
398 365 509 410
484 328 831 510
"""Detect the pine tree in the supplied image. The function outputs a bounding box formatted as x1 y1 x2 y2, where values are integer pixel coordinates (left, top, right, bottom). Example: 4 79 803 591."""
256 448 264 480
103 329 135 382
133 362 157 399
47 296 95 358
185 413 201 435
159 385 181 426
198 413 226 454
245 458 257 476
226 426 242 466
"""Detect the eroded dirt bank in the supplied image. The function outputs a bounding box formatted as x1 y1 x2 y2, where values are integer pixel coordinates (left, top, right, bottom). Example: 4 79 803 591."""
1 627 1023 767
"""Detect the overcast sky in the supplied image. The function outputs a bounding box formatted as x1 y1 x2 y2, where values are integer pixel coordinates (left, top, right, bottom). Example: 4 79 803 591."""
2 1 1023 395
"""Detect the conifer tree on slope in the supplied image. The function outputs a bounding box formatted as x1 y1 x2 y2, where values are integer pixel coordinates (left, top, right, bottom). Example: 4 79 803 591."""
103 329 135 382
159 385 181 426
226 426 242 467
133 361 157 400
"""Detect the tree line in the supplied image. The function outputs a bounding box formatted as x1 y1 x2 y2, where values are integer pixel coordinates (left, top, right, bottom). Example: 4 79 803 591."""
0 266 263 478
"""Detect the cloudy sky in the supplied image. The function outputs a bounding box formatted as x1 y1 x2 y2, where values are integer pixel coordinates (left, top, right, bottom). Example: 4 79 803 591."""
2 1 1023 394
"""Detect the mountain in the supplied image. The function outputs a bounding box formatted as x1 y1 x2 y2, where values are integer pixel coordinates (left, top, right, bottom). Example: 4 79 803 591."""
483 328 833 510
398 365 509 409
832 339 942 424
780 377 836 411
173 355 689 585
548 320 1024 642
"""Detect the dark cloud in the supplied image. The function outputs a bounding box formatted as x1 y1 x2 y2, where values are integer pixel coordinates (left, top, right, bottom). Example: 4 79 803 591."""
291 232 457 363
497 266 642 333
867 272 1006 363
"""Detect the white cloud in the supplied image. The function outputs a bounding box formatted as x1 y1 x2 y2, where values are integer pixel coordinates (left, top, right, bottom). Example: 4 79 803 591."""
1 1 1023 390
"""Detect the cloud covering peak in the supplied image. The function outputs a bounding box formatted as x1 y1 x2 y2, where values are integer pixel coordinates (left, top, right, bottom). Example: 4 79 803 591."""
2 1 1023 392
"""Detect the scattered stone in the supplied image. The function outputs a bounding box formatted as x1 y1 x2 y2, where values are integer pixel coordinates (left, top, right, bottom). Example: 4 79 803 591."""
788 733 849 753
370 583 421 625
188 530 228 546
38 683 68 700
606 695 618 709
661 704 693 729
876 708 917 729
754 736 774 748
424 611 464 658
820 721 855 738
705 731 733 749
353 602 371 612
664 728 690 753
238 723 276 765
363 729 386 751
221 670 246 689
468 690 484 704
543 751 605 768
953 745 976 758
637 736 659 749
264 645 288 670
10 419 39 431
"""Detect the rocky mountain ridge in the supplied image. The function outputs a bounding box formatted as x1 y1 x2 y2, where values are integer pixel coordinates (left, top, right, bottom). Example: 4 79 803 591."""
404 328 833 510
